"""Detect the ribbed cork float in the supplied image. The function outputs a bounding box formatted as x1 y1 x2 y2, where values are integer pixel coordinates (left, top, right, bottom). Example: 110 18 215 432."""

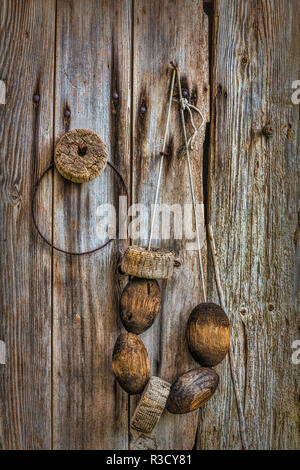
131 376 171 434
54 129 108 183
120 246 179 279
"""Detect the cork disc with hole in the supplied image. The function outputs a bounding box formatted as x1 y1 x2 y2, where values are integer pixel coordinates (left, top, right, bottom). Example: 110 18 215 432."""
54 129 108 183
120 246 175 279
131 376 171 434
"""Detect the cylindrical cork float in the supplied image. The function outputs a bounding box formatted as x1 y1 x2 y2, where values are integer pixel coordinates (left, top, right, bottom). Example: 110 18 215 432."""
120 246 176 279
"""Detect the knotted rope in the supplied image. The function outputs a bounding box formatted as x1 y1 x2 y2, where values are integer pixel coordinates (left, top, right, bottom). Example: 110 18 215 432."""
174 97 204 151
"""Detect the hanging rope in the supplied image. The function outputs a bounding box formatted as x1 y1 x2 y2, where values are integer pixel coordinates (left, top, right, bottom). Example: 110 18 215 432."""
148 66 206 307
173 61 248 450
148 68 176 251
208 223 249 450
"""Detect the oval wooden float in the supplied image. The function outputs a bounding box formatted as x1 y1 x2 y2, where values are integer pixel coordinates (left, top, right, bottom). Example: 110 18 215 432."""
112 332 150 394
120 246 176 279
186 302 230 366
54 129 108 183
120 278 161 334
166 367 219 414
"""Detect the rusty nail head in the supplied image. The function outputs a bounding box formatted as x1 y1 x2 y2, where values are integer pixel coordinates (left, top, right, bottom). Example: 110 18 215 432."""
262 124 274 138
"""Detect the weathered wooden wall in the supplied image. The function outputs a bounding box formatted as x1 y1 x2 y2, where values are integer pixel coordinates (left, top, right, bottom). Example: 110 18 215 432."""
52 0 131 450
201 0 299 450
0 0 299 450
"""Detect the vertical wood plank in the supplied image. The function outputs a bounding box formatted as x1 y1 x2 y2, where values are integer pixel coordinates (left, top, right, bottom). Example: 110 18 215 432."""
53 0 131 449
131 0 209 449
199 0 299 450
0 0 55 449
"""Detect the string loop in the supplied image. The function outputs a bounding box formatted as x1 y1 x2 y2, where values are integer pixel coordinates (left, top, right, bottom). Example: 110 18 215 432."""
173 96 204 150
32 161 128 256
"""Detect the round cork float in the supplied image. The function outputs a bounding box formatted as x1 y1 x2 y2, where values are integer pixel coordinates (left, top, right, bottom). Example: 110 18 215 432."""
186 302 230 367
131 376 171 434
120 246 176 279
166 367 219 414
54 129 108 183
120 278 161 334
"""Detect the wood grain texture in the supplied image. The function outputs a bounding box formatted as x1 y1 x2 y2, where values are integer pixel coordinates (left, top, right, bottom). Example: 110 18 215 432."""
1 0 298 450
198 0 300 450
52 0 131 449
131 0 209 449
0 0 55 449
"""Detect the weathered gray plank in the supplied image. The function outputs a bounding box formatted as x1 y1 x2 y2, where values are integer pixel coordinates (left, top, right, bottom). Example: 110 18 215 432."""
198 0 299 450
131 0 209 450
0 0 55 449
52 0 131 449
